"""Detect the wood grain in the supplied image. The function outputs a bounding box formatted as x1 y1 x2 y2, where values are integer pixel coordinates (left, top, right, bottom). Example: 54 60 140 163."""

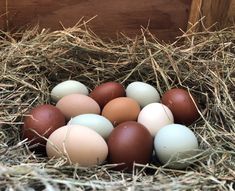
188 0 235 31
0 0 192 41
187 0 202 31
202 0 232 29
227 0 235 25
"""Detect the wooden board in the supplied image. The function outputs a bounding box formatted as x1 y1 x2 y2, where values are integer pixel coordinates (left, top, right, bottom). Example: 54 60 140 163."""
0 0 192 41
188 0 235 31
227 0 235 25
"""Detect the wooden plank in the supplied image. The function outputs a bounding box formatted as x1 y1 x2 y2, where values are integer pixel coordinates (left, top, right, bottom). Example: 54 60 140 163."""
0 0 192 42
187 0 202 31
188 0 234 32
227 0 235 25
0 0 6 30
201 0 232 29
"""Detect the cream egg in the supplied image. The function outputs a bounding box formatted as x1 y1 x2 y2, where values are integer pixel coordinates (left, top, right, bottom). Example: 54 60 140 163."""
137 103 174 137
46 125 108 166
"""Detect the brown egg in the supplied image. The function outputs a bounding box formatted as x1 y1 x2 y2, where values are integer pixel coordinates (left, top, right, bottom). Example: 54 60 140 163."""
56 94 100 120
108 121 153 171
102 97 140 126
161 88 200 125
22 104 66 152
89 82 126 109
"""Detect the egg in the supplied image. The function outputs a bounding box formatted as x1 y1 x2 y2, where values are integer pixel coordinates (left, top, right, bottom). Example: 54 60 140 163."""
89 82 126 109
137 103 174 137
46 125 108 166
51 80 88 102
22 104 66 151
56 94 100 120
102 97 140 126
108 121 153 171
161 88 200 125
154 124 199 169
126 81 160 108
68 114 114 139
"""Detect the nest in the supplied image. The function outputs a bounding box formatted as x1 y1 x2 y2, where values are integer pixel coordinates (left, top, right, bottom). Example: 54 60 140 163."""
0 25 234 190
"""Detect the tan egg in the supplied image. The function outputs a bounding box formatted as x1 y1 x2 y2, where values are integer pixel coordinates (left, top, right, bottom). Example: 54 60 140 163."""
46 125 108 166
56 94 100 120
102 97 140 126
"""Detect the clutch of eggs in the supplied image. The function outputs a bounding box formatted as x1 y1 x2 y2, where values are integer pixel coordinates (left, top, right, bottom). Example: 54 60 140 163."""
22 79 200 169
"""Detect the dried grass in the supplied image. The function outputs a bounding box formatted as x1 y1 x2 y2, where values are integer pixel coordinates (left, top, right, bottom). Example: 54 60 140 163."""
0 25 234 190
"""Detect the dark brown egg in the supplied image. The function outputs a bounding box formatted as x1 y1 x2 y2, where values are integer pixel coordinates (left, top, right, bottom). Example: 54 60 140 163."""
161 88 200 125
107 121 153 171
22 104 66 152
89 82 126 109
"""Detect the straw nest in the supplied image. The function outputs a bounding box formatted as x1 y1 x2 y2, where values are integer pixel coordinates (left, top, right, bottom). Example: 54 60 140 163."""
0 25 234 190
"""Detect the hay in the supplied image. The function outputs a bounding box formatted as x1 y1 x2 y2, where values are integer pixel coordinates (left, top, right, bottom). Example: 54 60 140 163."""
0 25 234 190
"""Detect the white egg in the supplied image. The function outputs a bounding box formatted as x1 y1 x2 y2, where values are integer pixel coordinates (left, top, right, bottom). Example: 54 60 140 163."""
137 103 174 137
154 124 199 169
51 80 89 102
126 81 160 108
68 114 114 139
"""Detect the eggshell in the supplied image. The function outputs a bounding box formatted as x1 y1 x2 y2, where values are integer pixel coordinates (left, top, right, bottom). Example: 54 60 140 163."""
108 121 153 171
137 103 174 137
102 97 140 126
22 104 66 151
68 114 114 139
51 80 88 102
56 94 100 120
161 88 200 125
154 124 199 169
89 82 126 109
126 81 160 108
46 125 108 166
